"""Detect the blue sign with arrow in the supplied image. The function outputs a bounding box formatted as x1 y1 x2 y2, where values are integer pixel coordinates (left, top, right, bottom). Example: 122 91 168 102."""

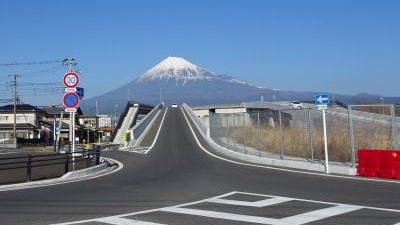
315 93 329 105
76 87 84 99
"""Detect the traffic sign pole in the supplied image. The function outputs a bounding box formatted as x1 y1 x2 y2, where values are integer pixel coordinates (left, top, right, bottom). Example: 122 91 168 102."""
322 109 329 173
72 111 76 170
315 93 330 173
62 71 80 157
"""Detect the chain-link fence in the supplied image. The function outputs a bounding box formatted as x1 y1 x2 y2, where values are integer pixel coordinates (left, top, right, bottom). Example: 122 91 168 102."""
208 104 400 166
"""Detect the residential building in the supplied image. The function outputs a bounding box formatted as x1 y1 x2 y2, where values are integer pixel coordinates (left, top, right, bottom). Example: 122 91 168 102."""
0 104 47 142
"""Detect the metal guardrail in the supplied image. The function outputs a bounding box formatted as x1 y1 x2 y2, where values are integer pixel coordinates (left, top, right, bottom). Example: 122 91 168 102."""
0 148 101 183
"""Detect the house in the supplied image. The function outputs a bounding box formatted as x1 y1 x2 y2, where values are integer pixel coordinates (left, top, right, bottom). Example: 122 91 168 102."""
97 115 112 142
41 106 84 144
0 104 48 146
78 114 98 143
42 106 103 144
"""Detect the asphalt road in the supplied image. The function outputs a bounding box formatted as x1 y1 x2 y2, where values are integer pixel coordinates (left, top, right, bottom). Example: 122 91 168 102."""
0 107 399 225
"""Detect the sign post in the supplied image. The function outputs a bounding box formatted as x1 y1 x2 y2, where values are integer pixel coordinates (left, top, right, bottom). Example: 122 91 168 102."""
62 71 80 160
315 93 330 173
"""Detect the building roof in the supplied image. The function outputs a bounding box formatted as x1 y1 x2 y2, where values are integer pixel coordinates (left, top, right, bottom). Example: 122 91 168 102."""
79 114 97 119
0 104 46 114
0 123 37 130
41 106 83 115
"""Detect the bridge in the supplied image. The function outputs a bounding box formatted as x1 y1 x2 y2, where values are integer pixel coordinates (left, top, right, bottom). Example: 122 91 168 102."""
110 102 154 145
0 105 399 224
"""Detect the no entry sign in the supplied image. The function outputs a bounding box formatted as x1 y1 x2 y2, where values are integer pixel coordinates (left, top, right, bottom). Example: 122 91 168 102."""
63 92 80 108
63 72 80 88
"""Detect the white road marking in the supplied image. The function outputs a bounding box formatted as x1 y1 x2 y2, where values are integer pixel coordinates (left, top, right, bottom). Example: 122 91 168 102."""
119 147 150 154
207 196 292 207
148 108 168 150
161 206 279 224
233 191 400 213
97 217 166 225
53 191 400 225
280 205 362 225
180 107 400 184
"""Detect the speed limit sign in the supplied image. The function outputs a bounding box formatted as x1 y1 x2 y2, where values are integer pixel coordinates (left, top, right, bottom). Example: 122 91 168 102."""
63 72 80 88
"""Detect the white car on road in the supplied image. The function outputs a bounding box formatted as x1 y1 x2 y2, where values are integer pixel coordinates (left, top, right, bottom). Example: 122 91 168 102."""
289 101 303 108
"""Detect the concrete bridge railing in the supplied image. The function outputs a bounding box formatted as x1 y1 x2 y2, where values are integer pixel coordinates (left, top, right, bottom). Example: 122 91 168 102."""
128 103 164 146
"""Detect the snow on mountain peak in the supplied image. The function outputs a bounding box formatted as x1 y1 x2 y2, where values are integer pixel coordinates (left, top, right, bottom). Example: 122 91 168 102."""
137 56 215 83
136 56 253 86
151 56 199 71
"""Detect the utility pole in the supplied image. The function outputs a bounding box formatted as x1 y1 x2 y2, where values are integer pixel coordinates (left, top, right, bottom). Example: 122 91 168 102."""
63 57 76 72
9 74 21 140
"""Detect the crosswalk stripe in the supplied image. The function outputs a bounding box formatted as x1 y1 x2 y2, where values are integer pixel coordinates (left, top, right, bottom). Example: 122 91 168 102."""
279 205 363 225
161 207 279 224
207 196 292 207
96 217 166 225
51 191 400 225
162 204 363 225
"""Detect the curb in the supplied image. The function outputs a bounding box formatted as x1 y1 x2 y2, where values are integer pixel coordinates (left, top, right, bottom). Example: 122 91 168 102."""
0 157 122 192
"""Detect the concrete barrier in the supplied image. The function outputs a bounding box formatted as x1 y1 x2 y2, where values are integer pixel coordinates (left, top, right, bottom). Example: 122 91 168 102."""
129 103 163 145
0 158 121 191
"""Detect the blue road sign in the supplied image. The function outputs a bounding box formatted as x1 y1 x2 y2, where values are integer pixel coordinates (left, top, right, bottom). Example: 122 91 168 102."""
76 87 84 99
315 93 329 105
63 92 80 108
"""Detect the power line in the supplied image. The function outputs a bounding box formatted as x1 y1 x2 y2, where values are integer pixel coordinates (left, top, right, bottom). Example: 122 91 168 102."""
22 64 65 76
0 60 63 67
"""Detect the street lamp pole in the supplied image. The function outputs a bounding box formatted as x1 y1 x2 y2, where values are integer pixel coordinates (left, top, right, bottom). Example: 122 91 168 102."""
114 104 118 128
159 88 162 104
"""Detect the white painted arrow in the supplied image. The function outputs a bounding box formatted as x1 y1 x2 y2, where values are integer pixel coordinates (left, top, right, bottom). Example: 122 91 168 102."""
317 95 329 104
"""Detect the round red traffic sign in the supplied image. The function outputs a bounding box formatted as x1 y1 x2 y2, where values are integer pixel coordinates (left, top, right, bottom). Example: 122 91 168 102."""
63 92 80 108
63 71 80 88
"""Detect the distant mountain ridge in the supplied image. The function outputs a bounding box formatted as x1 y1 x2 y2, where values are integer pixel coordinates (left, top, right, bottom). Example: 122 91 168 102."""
80 56 398 115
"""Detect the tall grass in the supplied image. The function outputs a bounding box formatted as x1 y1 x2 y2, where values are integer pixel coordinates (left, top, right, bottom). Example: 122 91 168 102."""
218 115 393 162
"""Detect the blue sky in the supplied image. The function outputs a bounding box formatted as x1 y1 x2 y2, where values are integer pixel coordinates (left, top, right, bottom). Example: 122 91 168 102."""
0 0 399 105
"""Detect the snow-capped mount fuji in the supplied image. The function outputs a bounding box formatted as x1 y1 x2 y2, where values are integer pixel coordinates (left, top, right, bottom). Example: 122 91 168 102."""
80 56 315 114
80 56 388 115
137 57 214 83
136 56 249 85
